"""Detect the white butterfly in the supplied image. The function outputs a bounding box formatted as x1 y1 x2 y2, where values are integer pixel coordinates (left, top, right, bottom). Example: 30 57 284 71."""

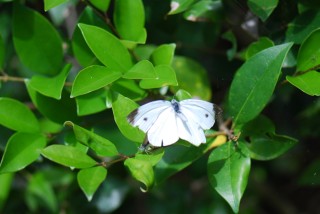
127 99 219 147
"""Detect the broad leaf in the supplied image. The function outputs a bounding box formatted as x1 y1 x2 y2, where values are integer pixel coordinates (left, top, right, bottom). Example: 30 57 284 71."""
135 149 165 166
13 4 63 75
44 0 68 11
78 23 132 72
0 133 46 173
286 71 320 96
64 121 118 157
114 0 146 43
124 158 154 192
28 64 71 100
41 145 97 168
168 0 196 15
139 65 178 89
183 0 223 22
111 93 145 143
122 60 157 79
0 97 39 133
111 79 147 101
89 0 111 12
207 142 251 213
248 0 278 21
71 65 122 97
0 173 14 210
296 28 320 72
228 43 293 126
245 37 274 59
77 166 107 201
151 44 176 66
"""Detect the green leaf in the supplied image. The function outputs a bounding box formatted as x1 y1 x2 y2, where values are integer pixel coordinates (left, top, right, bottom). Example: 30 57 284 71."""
78 23 132 72
28 64 71 100
183 0 223 22
44 0 68 11
112 93 145 143
77 166 107 201
151 44 176 66
76 88 112 116
240 115 298 160
168 0 196 15
0 34 4 69
248 0 279 21
135 149 165 166
207 142 251 213
26 83 79 124
286 10 320 44
41 145 97 168
139 65 178 89
296 29 320 72
114 0 146 43
13 4 63 75
0 133 46 173
298 158 320 186
174 89 192 100
123 60 157 79
111 79 147 101
227 43 293 126
89 0 111 12
26 172 58 213
72 7 110 67
0 173 14 210
64 121 119 157
222 30 237 61
286 71 320 96
71 65 122 97
245 37 274 59
172 56 211 100
154 139 215 184
124 158 154 192
0 97 39 132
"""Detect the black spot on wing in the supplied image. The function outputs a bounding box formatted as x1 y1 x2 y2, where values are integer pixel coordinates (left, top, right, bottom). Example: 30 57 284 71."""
143 117 148 121
127 109 138 124
205 113 209 118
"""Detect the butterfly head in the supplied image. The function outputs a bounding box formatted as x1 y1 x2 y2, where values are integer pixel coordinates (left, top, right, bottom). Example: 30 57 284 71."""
171 99 181 113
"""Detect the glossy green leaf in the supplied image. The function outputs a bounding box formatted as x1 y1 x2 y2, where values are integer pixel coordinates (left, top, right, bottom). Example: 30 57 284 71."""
286 10 320 44
0 173 13 210
123 60 157 79
168 0 196 15
183 0 223 22
28 64 71 100
39 118 63 134
26 83 79 124
245 37 274 59
112 93 145 143
13 4 62 75
139 65 178 89
171 56 211 100
78 23 132 72
286 71 320 96
111 79 147 101
154 138 215 184
44 0 68 11
71 65 122 97
0 133 46 173
72 7 110 67
296 29 320 72
41 145 97 168
0 34 4 69
222 30 237 61
76 88 112 116
78 166 107 201
228 43 293 126
207 142 251 213
114 0 146 43
0 97 39 132
240 115 298 160
89 0 111 12
175 89 192 101
26 172 58 213
248 0 278 21
151 44 176 66
64 121 118 157
135 150 165 166
124 158 154 192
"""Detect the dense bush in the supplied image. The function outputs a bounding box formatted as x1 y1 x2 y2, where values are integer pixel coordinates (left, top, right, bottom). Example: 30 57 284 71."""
0 0 319 213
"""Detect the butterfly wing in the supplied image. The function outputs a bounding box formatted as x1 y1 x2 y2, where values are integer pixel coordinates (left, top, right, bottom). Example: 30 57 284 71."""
147 107 179 147
179 99 215 130
176 115 206 146
127 100 171 133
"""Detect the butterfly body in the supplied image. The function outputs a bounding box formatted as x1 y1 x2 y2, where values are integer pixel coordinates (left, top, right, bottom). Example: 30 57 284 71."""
127 99 217 147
